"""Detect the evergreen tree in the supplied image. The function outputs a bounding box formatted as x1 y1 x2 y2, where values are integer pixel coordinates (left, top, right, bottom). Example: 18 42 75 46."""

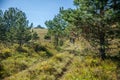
0 7 35 46
61 0 120 60
15 11 32 46
0 10 6 42
45 14 67 47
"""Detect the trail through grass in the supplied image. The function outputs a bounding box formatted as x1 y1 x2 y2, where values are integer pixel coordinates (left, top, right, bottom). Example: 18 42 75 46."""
2 35 120 80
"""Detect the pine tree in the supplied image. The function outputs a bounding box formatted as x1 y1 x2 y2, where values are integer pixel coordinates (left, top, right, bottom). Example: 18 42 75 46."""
45 14 67 47
2 8 34 46
61 0 120 60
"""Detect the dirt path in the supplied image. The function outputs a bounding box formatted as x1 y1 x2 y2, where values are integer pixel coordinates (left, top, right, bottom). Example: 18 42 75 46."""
55 42 82 80
55 56 73 80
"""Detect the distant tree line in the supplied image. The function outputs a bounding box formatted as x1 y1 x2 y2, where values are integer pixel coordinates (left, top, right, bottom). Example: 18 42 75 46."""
0 7 39 46
34 25 45 29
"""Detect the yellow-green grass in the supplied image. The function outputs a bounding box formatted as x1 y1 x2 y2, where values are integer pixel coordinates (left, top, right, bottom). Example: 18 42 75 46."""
4 52 74 80
1 29 119 80
0 43 56 79
60 55 117 80
33 28 48 42
107 39 120 56
60 37 119 80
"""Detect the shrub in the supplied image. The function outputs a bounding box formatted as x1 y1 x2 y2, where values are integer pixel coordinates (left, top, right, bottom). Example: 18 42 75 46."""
32 43 53 57
0 64 4 79
0 48 12 59
45 50 53 57
16 46 28 53
56 46 62 51
59 40 64 46
53 54 63 62
39 51 47 57
34 43 45 52
44 34 51 40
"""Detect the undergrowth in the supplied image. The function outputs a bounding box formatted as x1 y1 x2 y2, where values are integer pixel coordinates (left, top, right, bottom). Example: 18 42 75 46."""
61 55 118 80
0 42 54 79
4 53 74 80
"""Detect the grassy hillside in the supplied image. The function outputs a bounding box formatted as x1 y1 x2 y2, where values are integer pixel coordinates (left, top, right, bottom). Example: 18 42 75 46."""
33 28 48 42
3 34 120 80
0 29 120 80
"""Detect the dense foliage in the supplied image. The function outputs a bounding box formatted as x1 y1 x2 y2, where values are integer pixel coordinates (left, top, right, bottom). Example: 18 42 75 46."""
45 14 67 47
46 0 120 60
0 0 120 80
0 8 38 46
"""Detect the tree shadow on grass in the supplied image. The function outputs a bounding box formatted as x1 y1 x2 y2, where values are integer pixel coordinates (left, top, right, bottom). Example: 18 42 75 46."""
106 56 120 80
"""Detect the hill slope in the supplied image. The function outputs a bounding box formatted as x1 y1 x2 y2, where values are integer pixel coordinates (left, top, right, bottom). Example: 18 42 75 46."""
33 28 48 42
3 36 120 80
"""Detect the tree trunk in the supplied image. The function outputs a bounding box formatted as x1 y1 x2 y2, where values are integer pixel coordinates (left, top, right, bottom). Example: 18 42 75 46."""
99 1 106 60
99 32 106 60
19 40 23 47
54 35 59 48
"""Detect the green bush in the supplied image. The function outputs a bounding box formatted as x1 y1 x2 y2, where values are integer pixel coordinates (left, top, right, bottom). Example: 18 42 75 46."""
44 34 51 40
33 43 45 52
56 46 62 51
32 43 53 57
39 51 45 56
0 48 12 59
38 51 53 58
59 40 64 46
0 64 4 79
16 46 28 53
45 50 53 57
